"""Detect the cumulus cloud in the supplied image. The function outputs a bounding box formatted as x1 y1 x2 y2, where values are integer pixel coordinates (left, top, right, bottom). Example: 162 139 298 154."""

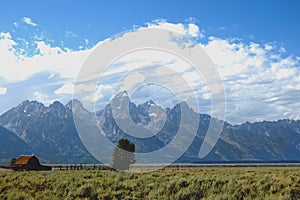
82 84 113 103
201 36 300 123
0 87 7 95
76 22 300 123
33 91 57 105
22 17 37 26
146 20 204 38
0 34 90 82
54 83 75 95
1 21 300 124
104 22 300 123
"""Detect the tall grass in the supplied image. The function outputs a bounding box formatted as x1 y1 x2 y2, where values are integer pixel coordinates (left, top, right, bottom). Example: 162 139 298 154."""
0 167 299 199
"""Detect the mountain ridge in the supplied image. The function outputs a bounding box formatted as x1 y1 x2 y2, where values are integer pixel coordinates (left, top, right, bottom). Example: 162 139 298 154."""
0 93 300 164
0 125 32 164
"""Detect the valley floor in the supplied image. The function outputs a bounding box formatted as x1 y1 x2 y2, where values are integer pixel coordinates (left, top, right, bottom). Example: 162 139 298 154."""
0 167 300 199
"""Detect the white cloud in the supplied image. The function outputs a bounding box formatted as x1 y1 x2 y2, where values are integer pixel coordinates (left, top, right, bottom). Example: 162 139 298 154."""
33 91 56 105
0 32 13 40
0 87 7 95
55 82 113 103
188 23 201 37
48 73 55 79
74 22 300 123
201 37 266 78
146 20 204 38
54 83 75 94
120 72 146 91
1 21 300 124
279 47 286 53
200 36 300 123
36 41 63 55
264 44 273 51
22 17 37 26
65 30 78 38
0 34 91 82
34 91 46 101
81 84 113 104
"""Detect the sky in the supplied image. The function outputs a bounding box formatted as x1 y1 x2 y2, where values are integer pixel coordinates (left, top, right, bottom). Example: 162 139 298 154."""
0 0 300 124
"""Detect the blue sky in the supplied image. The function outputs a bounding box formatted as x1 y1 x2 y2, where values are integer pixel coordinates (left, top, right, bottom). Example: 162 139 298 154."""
1 0 300 53
0 0 300 124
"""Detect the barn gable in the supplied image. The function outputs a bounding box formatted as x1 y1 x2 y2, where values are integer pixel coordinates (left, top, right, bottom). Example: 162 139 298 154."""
15 156 40 166
1 155 51 171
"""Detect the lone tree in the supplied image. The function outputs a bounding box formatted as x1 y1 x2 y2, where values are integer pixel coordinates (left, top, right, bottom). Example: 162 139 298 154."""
111 138 136 170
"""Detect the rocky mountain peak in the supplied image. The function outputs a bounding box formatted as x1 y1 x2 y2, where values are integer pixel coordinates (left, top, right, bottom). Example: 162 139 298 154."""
1 92 300 163
49 101 65 111
112 90 129 100
144 100 156 106
19 100 46 113
65 99 84 110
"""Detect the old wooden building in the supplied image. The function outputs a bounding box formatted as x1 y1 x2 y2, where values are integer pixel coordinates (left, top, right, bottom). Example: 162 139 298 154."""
2 156 51 171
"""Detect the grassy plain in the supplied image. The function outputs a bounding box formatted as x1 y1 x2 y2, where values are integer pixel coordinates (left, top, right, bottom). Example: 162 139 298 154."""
0 167 300 200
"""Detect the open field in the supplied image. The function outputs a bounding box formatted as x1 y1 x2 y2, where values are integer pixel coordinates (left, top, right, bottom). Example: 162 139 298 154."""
1 167 300 200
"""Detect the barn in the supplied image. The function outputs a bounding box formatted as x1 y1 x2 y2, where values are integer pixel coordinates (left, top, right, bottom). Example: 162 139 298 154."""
3 156 51 171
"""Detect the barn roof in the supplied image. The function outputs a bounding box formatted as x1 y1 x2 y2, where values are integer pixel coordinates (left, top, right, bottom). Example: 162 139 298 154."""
15 156 38 165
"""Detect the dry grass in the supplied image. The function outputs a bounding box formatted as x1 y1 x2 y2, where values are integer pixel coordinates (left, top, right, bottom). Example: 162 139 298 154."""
0 167 300 199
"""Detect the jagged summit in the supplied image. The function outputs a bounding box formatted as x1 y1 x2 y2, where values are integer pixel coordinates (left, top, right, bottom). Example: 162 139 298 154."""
49 101 65 110
65 98 84 110
19 100 45 109
143 100 156 106
1 92 300 163
112 90 129 99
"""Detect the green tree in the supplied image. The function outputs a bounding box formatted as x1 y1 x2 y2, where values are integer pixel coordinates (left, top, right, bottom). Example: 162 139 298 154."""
111 138 136 170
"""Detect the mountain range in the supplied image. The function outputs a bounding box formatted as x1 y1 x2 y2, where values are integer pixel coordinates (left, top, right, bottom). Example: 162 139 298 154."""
0 91 300 164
